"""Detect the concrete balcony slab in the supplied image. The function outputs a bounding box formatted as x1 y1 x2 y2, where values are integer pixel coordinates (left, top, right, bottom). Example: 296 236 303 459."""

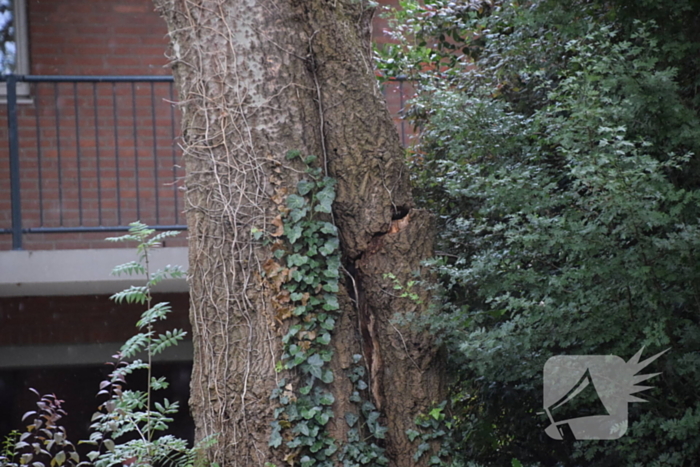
0 247 188 297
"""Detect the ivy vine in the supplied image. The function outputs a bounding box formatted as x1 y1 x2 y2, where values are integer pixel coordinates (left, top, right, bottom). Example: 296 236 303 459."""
264 151 341 467
406 401 453 466
339 355 388 466
263 151 389 467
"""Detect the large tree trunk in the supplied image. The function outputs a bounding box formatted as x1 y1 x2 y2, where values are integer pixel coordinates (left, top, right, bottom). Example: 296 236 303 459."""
152 1 446 465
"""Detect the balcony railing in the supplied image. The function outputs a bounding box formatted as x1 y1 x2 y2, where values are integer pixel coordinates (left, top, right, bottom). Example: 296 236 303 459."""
0 75 187 250
0 75 414 251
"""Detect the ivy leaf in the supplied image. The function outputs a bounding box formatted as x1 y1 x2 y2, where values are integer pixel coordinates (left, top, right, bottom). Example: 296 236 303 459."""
326 255 340 270
287 254 309 267
367 410 380 427
310 440 324 453
302 407 320 419
290 353 307 368
316 332 331 345
323 266 339 279
297 180 315 196
345 413 359 427
414 443 430 461
286 149 301 160
314 185 335 213
429 407 444 420
287 194 306 210
307 353 324 367
324 443 338 456
297 422 310 437
307 364 323 379
319 349 334 362
322 294 339 311
291 269 304 282
285 224 303 244
319 237 339 256
319 222 337 235
319 392 335 406
321 316 335 330
315 411 331 426
321 369 334 384
290 207 308 223
321 176 336 188
287 436 302 449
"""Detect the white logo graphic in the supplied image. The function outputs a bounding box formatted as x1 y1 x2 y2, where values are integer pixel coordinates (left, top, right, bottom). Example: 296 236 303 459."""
542 347 668 440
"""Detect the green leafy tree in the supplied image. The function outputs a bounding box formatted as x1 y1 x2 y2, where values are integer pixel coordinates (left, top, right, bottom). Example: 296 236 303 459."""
380 0 700 465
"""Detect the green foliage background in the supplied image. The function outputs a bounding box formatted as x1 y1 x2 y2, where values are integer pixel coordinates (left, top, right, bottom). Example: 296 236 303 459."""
379 0 700 465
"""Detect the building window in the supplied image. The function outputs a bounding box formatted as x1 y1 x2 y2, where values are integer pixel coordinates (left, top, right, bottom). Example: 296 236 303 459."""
0 0 29 98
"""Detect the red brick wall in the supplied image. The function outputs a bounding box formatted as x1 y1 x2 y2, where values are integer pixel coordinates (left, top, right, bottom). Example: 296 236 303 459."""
0 293 190 346
0 0 414 251
29 0 170 76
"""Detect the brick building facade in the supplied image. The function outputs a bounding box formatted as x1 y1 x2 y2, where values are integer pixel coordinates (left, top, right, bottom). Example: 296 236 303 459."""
0 0 410 251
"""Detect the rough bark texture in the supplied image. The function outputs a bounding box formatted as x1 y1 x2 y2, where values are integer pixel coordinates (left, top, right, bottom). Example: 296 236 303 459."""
152 1 446 465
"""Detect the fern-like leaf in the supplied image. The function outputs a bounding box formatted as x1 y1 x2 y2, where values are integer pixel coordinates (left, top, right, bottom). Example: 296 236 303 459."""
146 230 182 246
111 261 147 277
120 333 151 359
148 265 185 287
110 286 148 305
137 302 172 329
151 329 187 356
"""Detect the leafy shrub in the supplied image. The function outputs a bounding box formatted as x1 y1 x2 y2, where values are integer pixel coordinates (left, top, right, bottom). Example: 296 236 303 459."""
0 391 79 467
379 1 700 465
1 223 208 467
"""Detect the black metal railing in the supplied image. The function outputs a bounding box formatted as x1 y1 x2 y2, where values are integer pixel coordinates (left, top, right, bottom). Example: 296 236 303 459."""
1 75 187 250
1 75 414 251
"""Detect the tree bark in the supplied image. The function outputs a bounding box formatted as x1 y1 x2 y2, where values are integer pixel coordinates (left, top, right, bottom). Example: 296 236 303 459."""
152 1 446 465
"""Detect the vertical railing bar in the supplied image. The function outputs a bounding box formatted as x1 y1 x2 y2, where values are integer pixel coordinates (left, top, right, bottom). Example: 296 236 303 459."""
34 81 45 227
169 82 179 225
132 82 140 220
7 75 23 249
73 82 83 225
112 82 122 225
151 82 159 223
93 83 102 226
54 82 64 226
